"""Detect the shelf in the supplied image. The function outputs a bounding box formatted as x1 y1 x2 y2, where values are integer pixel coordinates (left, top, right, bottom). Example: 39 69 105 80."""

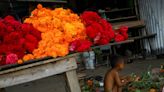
100 8 132 13
108 16 137 22
92 40 134 49
112 20 145 29
129 33 157 40
16 0 68 3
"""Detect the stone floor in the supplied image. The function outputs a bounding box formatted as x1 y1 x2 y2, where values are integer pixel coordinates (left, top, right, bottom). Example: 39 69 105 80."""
5 59 164 92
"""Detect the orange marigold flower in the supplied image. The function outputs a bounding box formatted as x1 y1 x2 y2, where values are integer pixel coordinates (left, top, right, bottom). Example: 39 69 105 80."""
24 4 87 59
17 59 23 64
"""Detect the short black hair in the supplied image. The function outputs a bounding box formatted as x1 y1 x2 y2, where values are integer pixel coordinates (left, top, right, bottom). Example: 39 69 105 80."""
110 55 124 68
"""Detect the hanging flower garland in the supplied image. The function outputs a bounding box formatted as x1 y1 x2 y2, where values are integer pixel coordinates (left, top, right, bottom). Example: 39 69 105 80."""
0 16 41 65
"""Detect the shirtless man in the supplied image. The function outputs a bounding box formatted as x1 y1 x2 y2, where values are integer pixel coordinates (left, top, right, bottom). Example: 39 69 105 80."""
104 55 127 92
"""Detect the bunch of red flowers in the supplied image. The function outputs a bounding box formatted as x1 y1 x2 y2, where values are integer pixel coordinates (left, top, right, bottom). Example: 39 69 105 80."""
69 39 92 52
114 26 128 42
80 11 115 45
0 15 41 65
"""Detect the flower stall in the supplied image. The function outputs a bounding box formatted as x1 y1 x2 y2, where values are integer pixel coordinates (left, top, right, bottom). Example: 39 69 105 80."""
0 4 130 92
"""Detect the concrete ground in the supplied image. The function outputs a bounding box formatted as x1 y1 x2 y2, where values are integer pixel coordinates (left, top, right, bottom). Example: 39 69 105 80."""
5 59 164 92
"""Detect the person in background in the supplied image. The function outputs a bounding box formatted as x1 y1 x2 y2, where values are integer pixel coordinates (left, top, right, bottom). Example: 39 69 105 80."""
104 55 128 92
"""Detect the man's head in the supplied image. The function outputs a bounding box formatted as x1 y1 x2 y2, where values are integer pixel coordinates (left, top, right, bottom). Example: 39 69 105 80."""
110 55 125 70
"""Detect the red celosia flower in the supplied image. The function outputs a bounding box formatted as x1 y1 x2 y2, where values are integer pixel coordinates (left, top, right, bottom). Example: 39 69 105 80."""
25 42 37 53
4 32 22 44
80 11 101 26
69 39 81 51
97 38 109 45
70 39 92 52
25 34 38 43
4 15 15 21
86 26 98 39
119 26 128 33
81 11 116 45
122 33 128 40
21 23 31 35
0 15 41 65
76 40 92 52
30 28 41 40
0 55 6 66
5 53 18 64
6 26 14 32
115 34 125 42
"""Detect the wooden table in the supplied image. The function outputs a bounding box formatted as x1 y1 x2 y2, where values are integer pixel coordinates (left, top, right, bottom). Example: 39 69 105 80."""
0 54 81 92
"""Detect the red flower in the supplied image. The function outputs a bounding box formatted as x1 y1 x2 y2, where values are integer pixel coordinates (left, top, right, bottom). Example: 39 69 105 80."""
6 26 14 32
0 15 41 66
69 39 81 51
81 11 116 45
25 34 38 43
21 23 32 34
4 32 22 44
5 53 18 64
25 42 37 53
86 22 101 39
30 28 41 40
70 39 92 52
0 55 6 66
77 40 92 52
122 33 128 40
4 15 15 21
97 38 109 45
0 21 7 38
119 26 128 33
81 11 101 26
115 34 125 42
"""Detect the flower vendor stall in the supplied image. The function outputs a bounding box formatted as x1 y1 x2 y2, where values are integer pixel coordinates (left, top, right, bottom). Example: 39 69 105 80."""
0 4 131 92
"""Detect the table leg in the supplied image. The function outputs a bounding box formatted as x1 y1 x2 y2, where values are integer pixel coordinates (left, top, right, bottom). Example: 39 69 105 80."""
66 70 81 92
0 88 6 92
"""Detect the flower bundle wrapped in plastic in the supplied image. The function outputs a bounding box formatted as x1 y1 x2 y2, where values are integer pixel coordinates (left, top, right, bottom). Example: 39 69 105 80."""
80 11 115 45
0 16 41 65
24 4 89 60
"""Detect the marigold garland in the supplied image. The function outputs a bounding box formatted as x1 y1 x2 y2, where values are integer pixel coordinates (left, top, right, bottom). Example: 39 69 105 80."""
24 4 87 59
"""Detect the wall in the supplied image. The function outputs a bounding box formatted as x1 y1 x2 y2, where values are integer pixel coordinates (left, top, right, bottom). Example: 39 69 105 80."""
0 1 28 20
138 0 164 55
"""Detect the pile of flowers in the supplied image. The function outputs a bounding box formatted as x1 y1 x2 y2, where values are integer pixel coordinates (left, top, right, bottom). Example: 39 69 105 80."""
80 11 128 44
24 4 90 60
0 16 41 65
0 5 129 65
80 11 115 45
114 26 129 42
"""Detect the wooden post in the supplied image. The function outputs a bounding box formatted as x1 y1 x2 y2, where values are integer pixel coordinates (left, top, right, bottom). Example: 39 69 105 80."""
66 70 81 92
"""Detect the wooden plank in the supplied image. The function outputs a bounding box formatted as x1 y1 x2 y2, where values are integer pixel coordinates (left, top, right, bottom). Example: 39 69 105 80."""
0 57 77 88
129 33 156 40
92 40 134 49
112 20 145 29
66 70 81 92
0 53 79 75
108 16 137 22
99 8 132 13
16 0 68 3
